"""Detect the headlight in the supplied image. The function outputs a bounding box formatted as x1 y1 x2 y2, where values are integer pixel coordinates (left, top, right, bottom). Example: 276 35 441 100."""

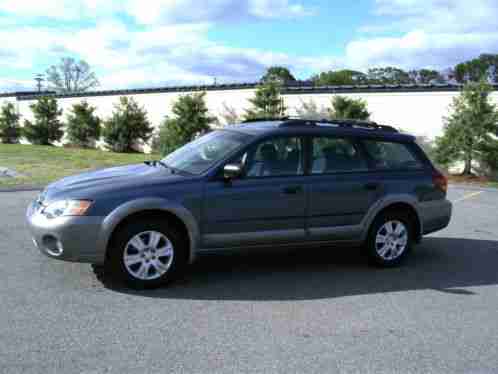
42 200 92 219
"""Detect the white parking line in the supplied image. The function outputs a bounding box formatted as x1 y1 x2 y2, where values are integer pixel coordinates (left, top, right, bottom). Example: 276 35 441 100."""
452 191 484 203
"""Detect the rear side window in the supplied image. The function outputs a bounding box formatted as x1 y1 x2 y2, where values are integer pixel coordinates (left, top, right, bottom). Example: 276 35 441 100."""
363 140 422 170
311 137 368 174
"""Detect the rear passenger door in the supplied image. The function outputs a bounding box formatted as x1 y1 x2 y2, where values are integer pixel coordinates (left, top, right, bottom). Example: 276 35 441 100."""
307 136 379 241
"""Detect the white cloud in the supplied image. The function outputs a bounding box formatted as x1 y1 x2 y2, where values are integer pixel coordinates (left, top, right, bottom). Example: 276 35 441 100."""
0 0 495 92
0 15 337 92
0 77 33 92
0 0 317 92
345 0 498 71
345 30 498 70
248 0 313 18
371 0 498 33
0 0 312 23
124 0 312 25
0 0 120 20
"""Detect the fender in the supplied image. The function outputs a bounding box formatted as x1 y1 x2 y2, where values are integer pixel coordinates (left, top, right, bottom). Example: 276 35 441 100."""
97 197 200 264
359 193 423 242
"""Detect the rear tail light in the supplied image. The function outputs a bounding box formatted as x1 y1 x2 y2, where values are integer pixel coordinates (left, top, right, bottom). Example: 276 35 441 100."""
432 169 448 193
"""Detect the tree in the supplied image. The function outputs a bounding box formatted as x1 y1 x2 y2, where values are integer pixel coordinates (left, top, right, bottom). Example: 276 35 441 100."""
408 69 446 84
45 57 99 93
219 102 241 125
66 101 101 148
0 102 21 144
103 97 153 153
454 54 498 83
261 66 296 84
329 96 370 120
295 99 329 120
367 67 412 84
23 97 64 145
245 81 286 120
156 92 215 155
311 70 368 86
434 81 498 175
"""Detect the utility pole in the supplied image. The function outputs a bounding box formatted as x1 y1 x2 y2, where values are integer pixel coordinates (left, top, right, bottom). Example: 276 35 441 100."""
34 74 44 92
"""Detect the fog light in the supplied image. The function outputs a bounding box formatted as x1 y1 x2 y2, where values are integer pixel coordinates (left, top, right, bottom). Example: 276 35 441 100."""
42 235 63 256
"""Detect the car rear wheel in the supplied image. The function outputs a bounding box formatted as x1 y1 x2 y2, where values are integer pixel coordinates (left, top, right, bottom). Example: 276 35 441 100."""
106 219 188 289
366 211 414 267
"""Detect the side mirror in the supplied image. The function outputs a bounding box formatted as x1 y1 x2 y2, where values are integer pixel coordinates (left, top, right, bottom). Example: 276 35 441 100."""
223 163 242 181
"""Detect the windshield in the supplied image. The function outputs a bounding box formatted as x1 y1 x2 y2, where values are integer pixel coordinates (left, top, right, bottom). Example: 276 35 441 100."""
161 130 251 175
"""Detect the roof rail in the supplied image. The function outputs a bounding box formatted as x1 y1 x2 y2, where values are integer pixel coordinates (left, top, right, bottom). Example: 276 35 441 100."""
322 119 398 132
242 117 289 123
279 119 317 127
240 117 398 133
277 118 398 132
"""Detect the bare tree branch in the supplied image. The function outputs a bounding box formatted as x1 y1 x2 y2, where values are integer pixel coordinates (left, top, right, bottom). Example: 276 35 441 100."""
45 57 99 93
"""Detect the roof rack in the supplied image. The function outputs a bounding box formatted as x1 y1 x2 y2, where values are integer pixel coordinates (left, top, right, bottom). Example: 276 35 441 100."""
240 117 398 133
242 117 289 123
278 118 398 132
322 119 398 132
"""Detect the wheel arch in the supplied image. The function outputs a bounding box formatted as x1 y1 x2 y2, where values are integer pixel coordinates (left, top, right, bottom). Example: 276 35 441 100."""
362 197 423 243
99 198 200 264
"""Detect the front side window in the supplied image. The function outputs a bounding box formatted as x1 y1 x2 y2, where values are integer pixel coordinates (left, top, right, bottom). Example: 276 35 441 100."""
239 136 304 177
162 130 251 175
362 140 422 170
311 137 367 174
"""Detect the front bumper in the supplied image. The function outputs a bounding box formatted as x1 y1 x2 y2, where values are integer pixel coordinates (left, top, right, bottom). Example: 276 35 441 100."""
26 200 106 264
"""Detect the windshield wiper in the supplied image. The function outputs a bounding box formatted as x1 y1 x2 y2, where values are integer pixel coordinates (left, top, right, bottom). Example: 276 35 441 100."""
144 160 167 168
144 160 181 174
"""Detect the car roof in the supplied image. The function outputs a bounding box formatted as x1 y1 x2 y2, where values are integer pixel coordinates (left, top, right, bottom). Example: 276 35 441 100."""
226 119 415 142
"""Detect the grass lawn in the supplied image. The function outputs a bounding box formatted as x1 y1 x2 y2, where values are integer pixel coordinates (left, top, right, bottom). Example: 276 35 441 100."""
0 144 157 188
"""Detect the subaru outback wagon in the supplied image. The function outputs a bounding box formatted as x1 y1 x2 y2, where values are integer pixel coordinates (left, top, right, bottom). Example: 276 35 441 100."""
27 118 452 289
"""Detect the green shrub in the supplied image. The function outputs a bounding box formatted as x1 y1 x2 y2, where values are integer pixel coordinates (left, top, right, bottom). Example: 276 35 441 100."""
156 122 185 156
295 99 329 120
434 81 498 175
244 81 286 120
329 96 370 120
156 92 215 156
66 101 101 148
103 97 153 153
23 97 64 145
219 102 241 125
0 102 21 144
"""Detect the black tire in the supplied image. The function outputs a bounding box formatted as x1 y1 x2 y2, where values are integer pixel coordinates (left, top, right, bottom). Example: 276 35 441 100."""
105 219 188 289
366 210 415 267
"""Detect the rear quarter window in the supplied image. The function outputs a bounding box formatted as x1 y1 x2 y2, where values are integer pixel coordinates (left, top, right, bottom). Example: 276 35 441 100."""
362 140 423 170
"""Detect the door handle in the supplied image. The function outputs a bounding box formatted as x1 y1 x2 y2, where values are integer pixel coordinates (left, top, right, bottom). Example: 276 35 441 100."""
364 182 380 191
282 186 303 194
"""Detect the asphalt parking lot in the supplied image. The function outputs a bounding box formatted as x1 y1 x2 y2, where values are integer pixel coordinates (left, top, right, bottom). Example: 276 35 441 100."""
1 186 498 374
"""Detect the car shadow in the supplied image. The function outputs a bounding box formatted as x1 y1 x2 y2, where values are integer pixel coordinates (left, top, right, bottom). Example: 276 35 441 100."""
94 237 498 301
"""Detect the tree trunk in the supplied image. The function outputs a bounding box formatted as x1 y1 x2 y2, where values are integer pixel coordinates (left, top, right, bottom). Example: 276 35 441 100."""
462 156 472 175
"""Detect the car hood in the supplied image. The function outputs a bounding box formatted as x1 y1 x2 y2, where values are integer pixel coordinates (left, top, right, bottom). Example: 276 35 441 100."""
45 163 188 198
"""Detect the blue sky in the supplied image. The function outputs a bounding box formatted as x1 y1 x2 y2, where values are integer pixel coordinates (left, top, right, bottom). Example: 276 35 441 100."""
0 0 497 92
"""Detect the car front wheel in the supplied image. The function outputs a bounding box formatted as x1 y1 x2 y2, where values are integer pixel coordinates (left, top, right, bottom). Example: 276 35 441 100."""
106 219 187 289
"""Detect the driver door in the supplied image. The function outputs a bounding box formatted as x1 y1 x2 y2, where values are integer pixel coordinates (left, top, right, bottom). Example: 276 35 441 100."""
202 136 307 249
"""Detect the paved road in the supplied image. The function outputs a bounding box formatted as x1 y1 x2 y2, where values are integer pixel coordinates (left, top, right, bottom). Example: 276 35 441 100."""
1 187 498 374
